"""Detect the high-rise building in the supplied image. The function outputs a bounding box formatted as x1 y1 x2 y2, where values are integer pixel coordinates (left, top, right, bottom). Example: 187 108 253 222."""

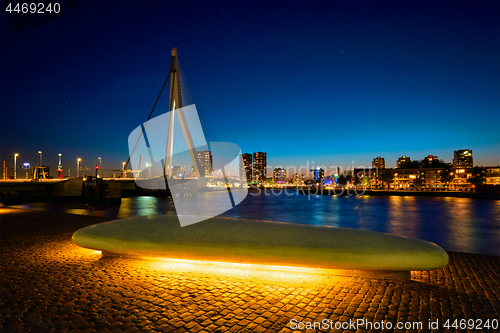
253 152 267 182
171 166 184 179
240 153 252 182
453 149 473 168
372 157 385 169
188 165 196 177
273 168 286 184
311 168 325 185
396 156 411 168
197 150 213 176
292 173 304 186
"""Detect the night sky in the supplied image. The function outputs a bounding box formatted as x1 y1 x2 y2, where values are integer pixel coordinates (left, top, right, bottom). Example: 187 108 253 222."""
1 1 499 177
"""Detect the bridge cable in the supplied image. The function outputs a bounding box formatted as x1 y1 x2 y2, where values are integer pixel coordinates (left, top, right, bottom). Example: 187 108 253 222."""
179 64 195 107
124 71 171 171
179 64 234 203
178 63 218 146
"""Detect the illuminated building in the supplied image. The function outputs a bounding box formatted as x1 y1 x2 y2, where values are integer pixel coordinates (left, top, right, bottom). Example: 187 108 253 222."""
292 173 304 186
485 167 500 184
188 165 195 177
324 176 335 186
396 156 411 168
253 152 267 182
240 153 252 182
310 168 324 185
171 166 184 179
372 157 385 169
452 166 500 188
197 150 213 176
353 168 377 187
356 163 499 190
424 155 439 165
453 149 473 168
273 168 286 184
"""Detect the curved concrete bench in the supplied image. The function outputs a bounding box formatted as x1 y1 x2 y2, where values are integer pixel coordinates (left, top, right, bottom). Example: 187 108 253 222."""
72 215 448 273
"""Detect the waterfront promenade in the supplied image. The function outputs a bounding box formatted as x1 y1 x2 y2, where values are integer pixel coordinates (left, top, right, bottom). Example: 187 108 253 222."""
1 208 499 332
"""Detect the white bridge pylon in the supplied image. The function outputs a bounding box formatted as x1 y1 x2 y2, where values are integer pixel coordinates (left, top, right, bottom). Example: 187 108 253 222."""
165 47 204 178
125 48 249 226
125 47 205 179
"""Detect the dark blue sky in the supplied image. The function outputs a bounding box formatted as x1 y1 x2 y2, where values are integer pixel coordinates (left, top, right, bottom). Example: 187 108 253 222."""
1 1 499 177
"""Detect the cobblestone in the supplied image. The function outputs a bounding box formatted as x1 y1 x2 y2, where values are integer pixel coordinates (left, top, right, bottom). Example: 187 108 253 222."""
1 208 499 332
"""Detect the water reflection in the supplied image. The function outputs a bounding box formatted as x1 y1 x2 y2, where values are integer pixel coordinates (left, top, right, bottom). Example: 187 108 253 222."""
117 197 175 218
11 190 500 256
387 196 420 239
221 191 500 256
445 198 473 254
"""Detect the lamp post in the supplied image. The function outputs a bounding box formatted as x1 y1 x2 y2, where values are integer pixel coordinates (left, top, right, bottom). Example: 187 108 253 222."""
77 158 81 178
38 151 42 180
98 157 101 178
122 162 126 178
145 162 152 178
14 153 18 179
58 153 63 179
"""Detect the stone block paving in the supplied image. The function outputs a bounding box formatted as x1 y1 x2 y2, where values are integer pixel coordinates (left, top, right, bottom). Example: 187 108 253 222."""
1 209 499 332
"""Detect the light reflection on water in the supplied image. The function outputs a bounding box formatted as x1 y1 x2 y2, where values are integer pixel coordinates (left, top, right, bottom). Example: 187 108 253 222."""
220 191 500 256
117 197 175 219
12 190 500 256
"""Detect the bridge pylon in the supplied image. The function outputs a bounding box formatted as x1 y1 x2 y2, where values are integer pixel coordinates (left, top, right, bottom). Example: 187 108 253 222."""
165 48 204 179
125 48 205 180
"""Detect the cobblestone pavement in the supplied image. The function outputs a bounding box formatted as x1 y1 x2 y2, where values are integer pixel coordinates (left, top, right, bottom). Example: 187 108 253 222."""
1 208 499 332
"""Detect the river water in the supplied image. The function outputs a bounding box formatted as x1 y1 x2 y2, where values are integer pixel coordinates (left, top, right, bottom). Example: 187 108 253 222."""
13 189 500 256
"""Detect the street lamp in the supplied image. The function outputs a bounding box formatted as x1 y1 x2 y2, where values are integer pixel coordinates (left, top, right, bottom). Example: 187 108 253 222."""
14 153 18 180
98 157 101 178
58 153 63 179
77 158 81 178
145 162 151 178
122 161 126 178
38 151 42 180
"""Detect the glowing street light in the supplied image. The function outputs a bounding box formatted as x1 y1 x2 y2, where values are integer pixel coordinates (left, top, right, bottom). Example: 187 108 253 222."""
14 153 18 180
145 162 151 178
77 158 81 178
98 157 102 178
57 153 63 179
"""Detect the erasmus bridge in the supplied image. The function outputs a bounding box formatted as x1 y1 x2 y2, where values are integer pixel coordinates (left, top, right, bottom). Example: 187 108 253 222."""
0 48 246 204
119 48 245 188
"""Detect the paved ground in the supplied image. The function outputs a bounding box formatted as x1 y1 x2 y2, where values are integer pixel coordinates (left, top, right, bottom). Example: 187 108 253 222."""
1 208 498 333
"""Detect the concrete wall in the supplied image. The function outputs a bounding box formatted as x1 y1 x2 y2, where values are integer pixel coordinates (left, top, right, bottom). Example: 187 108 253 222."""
53 178 83 197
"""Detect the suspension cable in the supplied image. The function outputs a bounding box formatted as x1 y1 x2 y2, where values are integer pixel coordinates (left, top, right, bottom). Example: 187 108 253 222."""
124 71 171 170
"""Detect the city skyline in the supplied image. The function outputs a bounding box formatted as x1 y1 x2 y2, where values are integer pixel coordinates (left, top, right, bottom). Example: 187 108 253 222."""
1 1 499 175
1 146 498 180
